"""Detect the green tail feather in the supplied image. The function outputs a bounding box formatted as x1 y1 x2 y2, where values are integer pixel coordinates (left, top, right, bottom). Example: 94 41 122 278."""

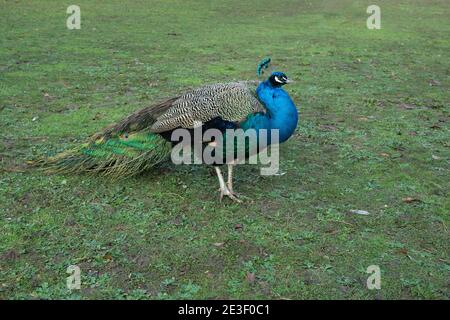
38 132 172 178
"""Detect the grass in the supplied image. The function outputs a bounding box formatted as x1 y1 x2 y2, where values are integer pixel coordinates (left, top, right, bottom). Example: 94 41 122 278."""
0 0 449 299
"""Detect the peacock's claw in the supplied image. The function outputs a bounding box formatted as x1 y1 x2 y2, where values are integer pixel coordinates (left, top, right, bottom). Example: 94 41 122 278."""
214 165 242 203
219 187 242 203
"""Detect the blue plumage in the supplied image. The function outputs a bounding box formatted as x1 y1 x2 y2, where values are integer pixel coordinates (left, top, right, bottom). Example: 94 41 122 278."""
246 71 298 143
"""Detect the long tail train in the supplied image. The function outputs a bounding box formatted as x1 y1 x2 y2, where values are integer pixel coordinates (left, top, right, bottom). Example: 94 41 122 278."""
33 98 178 177
35 132 172 177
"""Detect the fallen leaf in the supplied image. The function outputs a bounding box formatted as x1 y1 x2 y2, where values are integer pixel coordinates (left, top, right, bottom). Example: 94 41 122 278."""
402 197 420 203
349 209 370 215
245 272 255 283
432 155 442 160
429 79 440 86
103 254 113 261
319 124 337 131
399 103 416 110
213 242 224 248
234 224 243 230
325 229 338 235
379 152 390 158
430 124 442 130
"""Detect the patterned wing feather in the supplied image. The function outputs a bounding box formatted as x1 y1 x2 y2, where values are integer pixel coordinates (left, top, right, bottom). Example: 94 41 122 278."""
150 81 264 133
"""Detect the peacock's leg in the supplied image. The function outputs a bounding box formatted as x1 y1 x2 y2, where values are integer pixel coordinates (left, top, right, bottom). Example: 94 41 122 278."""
214 166 241 203
227 164 235 195
226 163 251 201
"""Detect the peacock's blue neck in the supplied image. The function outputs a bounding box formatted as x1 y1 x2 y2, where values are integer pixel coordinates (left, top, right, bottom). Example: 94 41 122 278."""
255 80 298 143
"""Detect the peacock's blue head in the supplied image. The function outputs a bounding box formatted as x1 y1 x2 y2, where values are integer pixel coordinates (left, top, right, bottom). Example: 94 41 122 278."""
268 72 291 87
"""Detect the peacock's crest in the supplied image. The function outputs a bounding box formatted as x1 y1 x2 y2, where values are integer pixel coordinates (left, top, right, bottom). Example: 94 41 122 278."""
256 57 272 78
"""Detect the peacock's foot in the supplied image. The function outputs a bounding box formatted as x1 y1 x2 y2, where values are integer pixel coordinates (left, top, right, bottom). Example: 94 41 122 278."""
219 187 242 203
227 185 252 201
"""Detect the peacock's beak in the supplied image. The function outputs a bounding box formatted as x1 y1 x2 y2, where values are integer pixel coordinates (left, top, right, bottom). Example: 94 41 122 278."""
285 79 294 84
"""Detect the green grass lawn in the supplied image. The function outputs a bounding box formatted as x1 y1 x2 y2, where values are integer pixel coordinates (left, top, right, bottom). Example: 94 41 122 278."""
0 0 449 299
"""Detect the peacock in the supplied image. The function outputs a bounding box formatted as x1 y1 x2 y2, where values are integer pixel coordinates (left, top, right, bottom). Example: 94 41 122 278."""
38 59 299 202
